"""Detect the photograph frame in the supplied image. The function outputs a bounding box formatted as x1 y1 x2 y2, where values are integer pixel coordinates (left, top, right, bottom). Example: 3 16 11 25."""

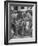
4 1 37 45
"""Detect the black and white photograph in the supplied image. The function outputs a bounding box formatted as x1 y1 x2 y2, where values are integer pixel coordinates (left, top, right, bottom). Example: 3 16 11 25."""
4 1 37 45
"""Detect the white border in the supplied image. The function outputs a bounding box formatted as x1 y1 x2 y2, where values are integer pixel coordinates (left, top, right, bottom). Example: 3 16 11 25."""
8 3 36 43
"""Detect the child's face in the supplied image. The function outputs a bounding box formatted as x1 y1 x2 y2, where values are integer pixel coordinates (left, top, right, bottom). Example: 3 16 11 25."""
26 21 29 26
